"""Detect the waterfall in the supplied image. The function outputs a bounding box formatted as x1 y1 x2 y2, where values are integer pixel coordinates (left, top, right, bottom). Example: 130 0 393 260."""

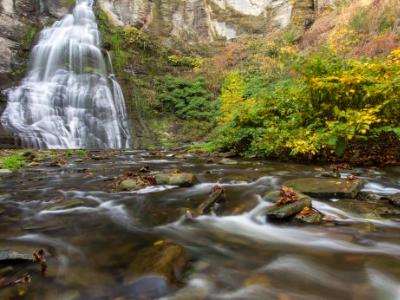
1 0 131 149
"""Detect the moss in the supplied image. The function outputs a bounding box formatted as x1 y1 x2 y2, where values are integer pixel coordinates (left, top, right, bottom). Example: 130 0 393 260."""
0 154 26 170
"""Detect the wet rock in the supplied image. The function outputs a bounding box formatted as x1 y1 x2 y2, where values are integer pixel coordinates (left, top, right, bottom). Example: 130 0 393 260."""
382 193 400 207
219 158 238 165
321 171 340 178
265 193 312 219
283 178 365 198
0 250 32 264
44 199 85 211
117 178 149 191
358 192 382 201
125 241 190 285
51 266 114 294
295 207 322 224
155 172 198 187
193 185 226 216
244 273 271 287
0 169 12 176
123 276 170 299
263 191 281 203
169 173 197 187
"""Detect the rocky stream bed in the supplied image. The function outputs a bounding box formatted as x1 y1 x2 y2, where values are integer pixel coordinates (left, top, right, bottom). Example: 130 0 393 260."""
0 150 399 300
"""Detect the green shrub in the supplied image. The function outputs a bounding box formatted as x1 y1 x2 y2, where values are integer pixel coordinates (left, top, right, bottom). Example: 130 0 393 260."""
155 77 218 120
212 47 400 157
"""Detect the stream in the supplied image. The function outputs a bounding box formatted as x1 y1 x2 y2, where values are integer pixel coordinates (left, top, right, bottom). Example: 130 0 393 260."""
0 150 400 299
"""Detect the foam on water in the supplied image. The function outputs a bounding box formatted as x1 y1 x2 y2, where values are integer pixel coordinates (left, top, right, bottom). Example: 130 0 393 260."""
1 0 131 149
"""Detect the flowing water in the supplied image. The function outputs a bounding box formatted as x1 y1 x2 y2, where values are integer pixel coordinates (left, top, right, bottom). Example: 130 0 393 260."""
0 151 400 300
1 0 131 149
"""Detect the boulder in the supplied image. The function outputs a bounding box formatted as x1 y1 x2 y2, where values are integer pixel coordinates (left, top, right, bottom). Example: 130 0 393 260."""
283 178 364 198
125 241 190 285
117 178 148 191
155 172 197 187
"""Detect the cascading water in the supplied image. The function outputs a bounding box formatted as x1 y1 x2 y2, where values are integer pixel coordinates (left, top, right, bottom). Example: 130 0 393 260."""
1 0 131 149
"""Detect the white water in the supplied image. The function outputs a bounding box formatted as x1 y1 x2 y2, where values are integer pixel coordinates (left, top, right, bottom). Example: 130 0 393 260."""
1 0 131 149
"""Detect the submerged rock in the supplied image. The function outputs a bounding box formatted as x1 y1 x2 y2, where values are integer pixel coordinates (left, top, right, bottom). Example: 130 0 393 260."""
283 178 364 198
123 276 170 300
44 199 85 211
125 241 190 285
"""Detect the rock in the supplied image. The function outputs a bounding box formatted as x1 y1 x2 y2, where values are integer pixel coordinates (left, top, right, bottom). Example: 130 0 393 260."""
169 173 198 187
382 193 400 207
219 158 238 165
155 172 198 187
263 191 281 203
117 178 148 191
125 241 190 285
0 250 32 263
44 199 85 211
193 185 226 216
295 207 322 224
321 171 340 178
358 192 382 201
0 169 12 176
283 178 365 198
265 193 312 219
123 276 170 299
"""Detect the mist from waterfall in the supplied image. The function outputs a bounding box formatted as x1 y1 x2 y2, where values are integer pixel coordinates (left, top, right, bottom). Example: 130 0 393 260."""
1 0 131 149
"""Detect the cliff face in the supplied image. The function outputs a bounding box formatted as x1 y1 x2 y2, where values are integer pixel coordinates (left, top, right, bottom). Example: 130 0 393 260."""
99 0 333 43
0 0 71 89
0 0 335 86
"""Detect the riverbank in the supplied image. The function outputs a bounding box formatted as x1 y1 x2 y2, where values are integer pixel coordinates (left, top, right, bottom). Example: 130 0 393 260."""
1 150 400 299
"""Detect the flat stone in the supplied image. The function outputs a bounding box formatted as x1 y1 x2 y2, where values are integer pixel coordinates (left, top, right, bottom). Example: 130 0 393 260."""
265 194 312 219
283 178 364 198
125 241 190 285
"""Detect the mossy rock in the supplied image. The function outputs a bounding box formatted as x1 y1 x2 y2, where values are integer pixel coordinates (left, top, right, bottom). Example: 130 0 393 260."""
155 173 198 187
283 178 365 198
117 178 149 191
125 241 190 285
265 194 312 219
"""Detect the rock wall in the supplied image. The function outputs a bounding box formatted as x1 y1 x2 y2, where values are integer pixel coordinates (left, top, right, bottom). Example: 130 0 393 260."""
99 0 334 43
